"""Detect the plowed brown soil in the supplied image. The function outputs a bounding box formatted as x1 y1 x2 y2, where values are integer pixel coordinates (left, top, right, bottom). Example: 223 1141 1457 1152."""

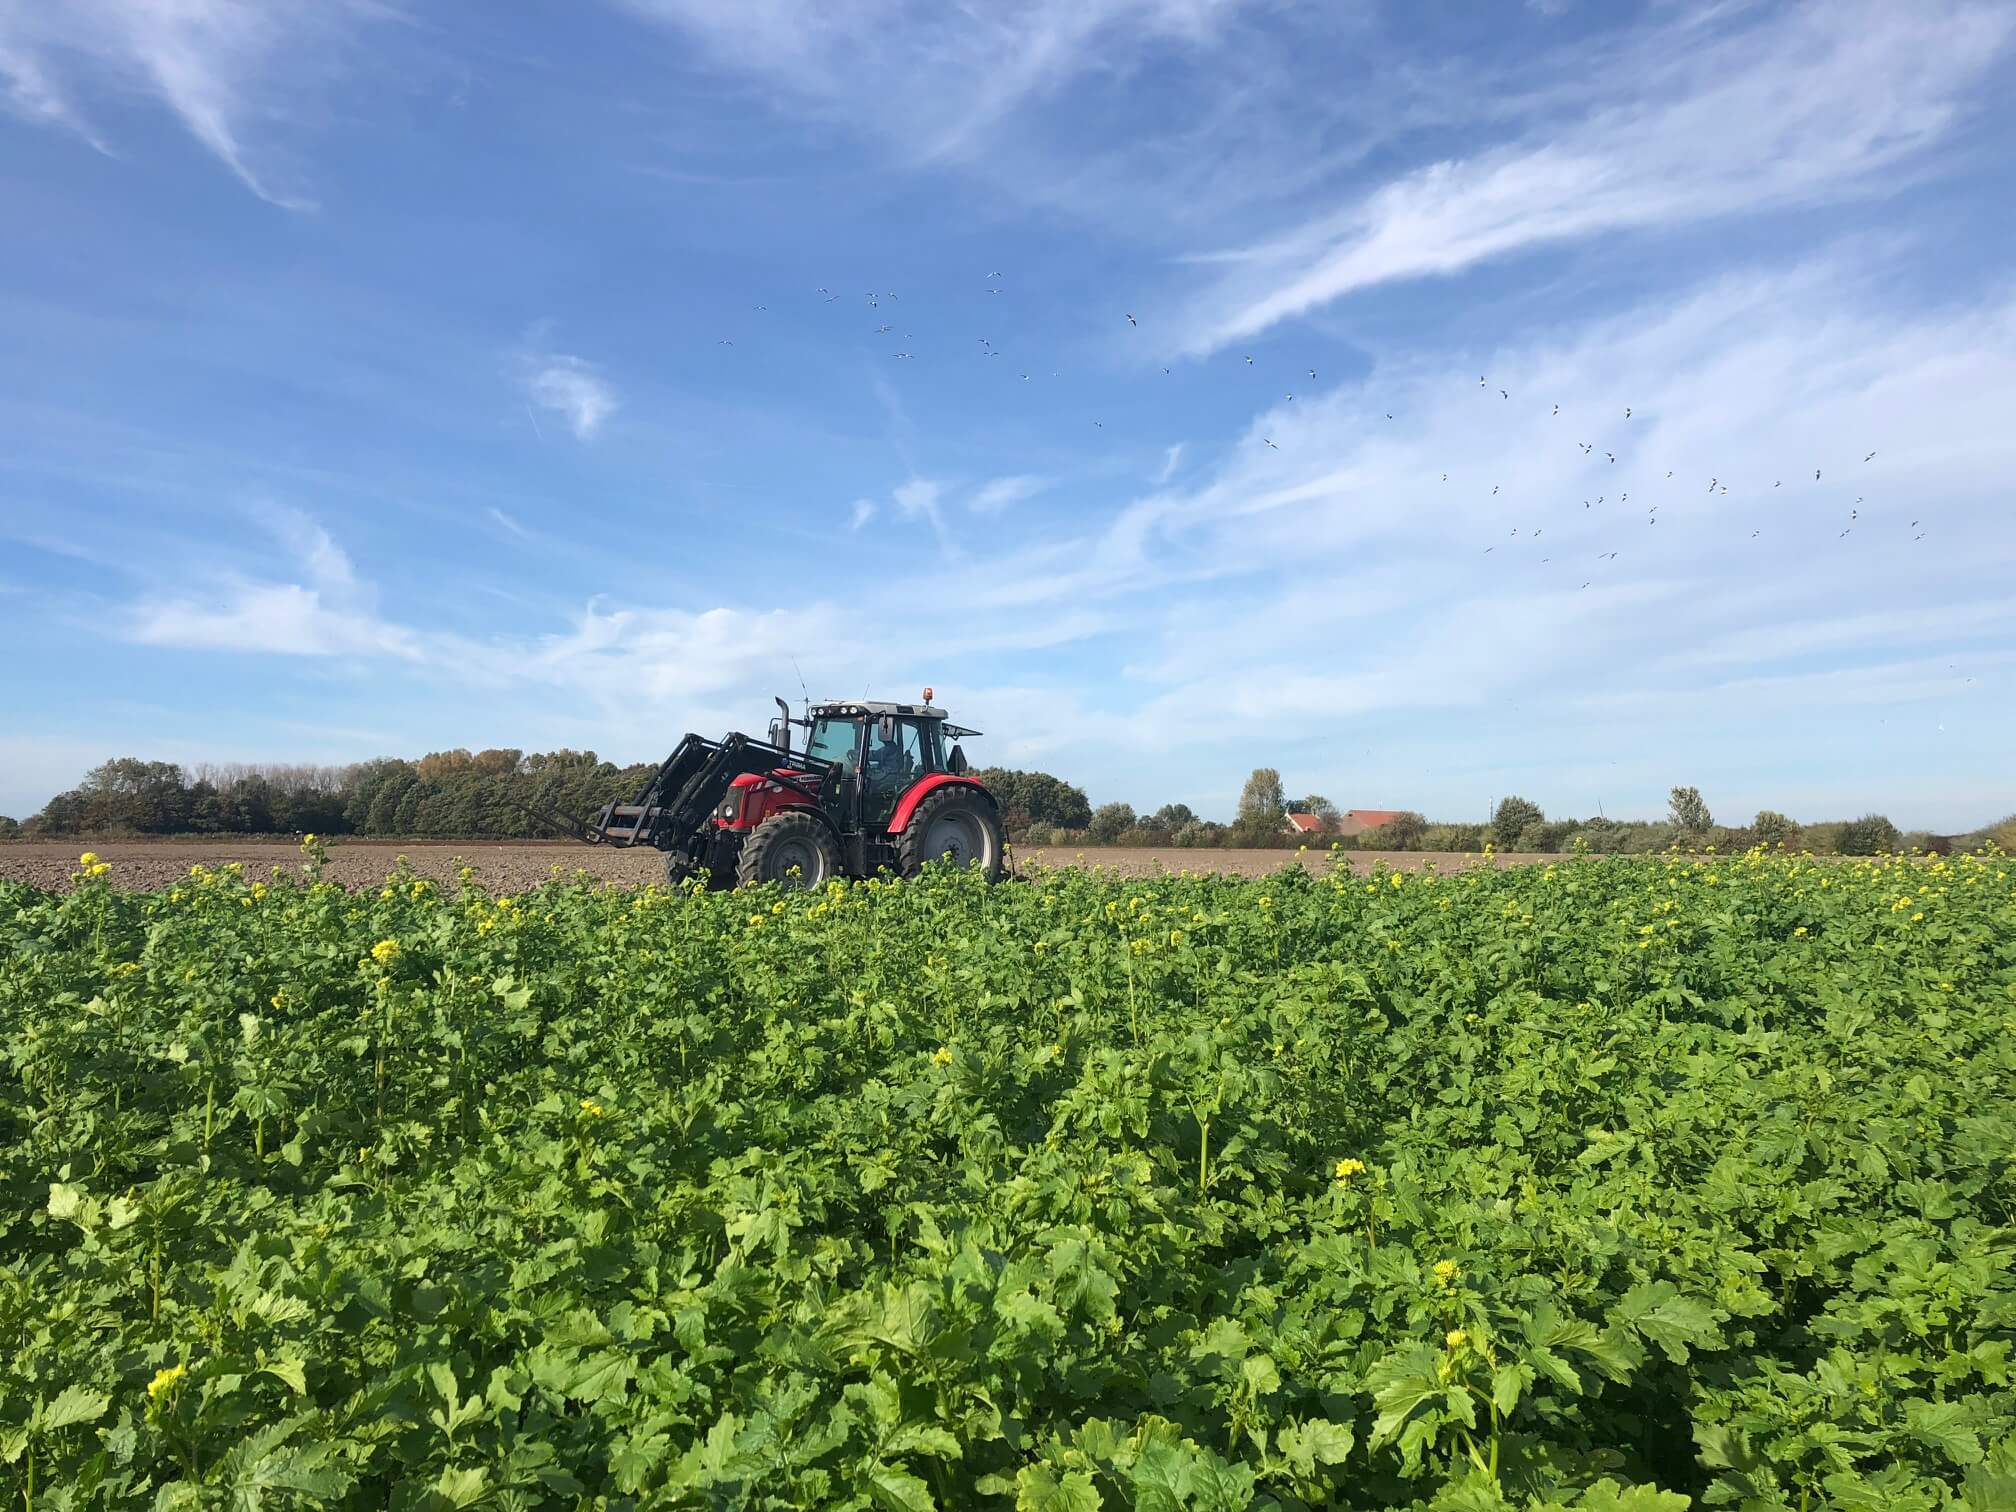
0 840 1557 893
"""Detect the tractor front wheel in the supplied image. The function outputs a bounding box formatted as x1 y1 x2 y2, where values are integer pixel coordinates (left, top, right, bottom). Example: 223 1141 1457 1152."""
736 812 841 890
897 786 1004 881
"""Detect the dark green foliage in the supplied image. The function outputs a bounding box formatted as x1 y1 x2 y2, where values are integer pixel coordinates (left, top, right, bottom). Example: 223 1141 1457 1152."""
974 769 1094 835
1836 813 1902 855
1087 802 1138 844
1491 796 1543 847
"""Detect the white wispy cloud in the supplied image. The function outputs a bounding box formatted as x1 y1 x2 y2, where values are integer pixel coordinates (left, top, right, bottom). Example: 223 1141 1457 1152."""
487 507 532 542
1182 0 2015 352
969 474 1049 514
1154 444 1185 485
613 0 1243 163
523 354 619 441
849 499 877 531
0 0 381 209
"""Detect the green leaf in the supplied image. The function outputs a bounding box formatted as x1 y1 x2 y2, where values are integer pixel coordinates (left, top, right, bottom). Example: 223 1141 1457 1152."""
44 1385 111 1432
1240 1354 1281 1398
429 1465 490 1508
1016 1464 1102 1511
1276 1418 1354 1477
868 1464 938 1512
1048 1236 1119 1324
1904 1398 1985 1467
1612 1282 1725 1364
1574 1479 1693 1511
262 1359 308 1396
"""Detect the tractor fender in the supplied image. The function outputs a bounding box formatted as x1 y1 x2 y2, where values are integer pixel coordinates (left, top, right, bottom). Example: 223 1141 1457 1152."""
739 797 844 846
888 774 997 834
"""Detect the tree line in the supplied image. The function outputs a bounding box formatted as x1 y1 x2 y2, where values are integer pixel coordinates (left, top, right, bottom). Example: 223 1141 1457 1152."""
5 752 659 840
5 756 2007 857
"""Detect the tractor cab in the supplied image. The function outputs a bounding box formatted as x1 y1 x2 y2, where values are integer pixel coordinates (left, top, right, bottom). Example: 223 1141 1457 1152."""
790 699 979 825
594 689 1001 889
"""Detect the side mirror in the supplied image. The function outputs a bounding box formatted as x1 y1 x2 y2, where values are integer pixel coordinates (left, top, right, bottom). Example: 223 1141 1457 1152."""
877 714 896 742
947 744 969 774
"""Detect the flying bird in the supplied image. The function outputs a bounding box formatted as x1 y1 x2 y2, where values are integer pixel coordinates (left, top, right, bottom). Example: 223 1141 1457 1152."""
1815 469 1822 480
1263 437 1277 448
1552 405 1560 416
1245 355 1255 365
1500 389 1509 399
1308 368 1317 379
1605 451 1616 463
1624 407 1632 418
875 324 893 333
1864 451 1877 462
1126 313 1137 326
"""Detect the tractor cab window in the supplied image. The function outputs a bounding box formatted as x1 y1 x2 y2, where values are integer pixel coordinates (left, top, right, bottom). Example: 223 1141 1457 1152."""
802 717 862 772
863 719 931 821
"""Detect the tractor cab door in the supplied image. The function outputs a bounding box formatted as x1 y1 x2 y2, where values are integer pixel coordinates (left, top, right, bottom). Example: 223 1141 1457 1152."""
801 715 866 824
862 717 936 827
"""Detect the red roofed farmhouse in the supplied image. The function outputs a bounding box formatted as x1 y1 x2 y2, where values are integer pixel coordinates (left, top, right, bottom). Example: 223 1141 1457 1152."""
1334 809 1403 837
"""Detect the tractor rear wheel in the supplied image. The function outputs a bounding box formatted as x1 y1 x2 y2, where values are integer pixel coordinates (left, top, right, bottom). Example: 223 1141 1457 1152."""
736 812 840 890
897 785 1004 881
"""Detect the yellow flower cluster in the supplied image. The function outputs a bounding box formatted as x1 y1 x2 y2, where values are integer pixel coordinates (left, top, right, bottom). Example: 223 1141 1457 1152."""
933 1046 954 1066
147 1363 188 1400
1432 1259 1461 1289
579 1098 605 1117
1445 1328 1468 1350
1333 1157 1366 1182
370 938 401 964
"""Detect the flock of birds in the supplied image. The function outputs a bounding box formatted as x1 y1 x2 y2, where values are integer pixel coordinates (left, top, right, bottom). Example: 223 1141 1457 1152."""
717 283 1935 597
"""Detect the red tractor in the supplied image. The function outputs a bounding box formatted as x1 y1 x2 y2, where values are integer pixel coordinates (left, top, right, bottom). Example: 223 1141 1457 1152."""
589 691 1004 888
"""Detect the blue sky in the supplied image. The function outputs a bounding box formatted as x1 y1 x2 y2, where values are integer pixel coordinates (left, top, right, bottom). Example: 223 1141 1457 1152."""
3 0 2014 830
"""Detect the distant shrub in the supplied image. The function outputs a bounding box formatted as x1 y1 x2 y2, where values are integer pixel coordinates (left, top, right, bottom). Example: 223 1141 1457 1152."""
1419 823 1486 852
1836 814 1901 856
1750 810 1801 848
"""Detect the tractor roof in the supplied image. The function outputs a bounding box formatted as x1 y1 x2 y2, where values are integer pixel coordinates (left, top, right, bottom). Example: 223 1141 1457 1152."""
811 700 945 719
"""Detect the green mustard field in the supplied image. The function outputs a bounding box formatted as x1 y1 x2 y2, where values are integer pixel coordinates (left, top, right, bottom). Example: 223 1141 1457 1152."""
3 845 2013 1510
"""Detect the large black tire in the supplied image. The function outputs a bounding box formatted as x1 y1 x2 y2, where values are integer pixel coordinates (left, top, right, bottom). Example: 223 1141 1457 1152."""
896 785 1004 881
736 812 841 890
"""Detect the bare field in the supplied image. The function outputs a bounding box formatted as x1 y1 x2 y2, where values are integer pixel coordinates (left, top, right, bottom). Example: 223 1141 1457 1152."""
1 839 1559 892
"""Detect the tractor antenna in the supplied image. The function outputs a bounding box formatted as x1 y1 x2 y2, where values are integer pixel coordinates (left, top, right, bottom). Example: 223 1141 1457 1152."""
791 656 810 721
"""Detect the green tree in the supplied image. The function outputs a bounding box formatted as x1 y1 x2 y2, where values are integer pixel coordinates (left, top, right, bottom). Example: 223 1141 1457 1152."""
1750 810 1800 848
1291 794 1339 826
1492 796 1543 847
1668 785 1713 836
1836 813 1900 856
0 815 17 839
1369 811 1428 850
1151 802 1196 829
1086 802 1137 844
1238 768 1285 822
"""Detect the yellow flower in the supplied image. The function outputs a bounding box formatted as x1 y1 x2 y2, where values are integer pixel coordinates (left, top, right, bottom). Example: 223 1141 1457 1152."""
78 851 100 867
1258 896 1272 910
1912 912 1924 922
933 1046 954 1066
1333 1157 1366 1182
579 1098 604 1117
1445 1328 1468 1350
1390 873 1403 889
1169 930 1185 947
1793 926 1808 937
1432 1260 1460 1288
370 939 401 964
147 1363 188 1400
88 862 111 878
303 833 317 845
771 901 786 914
